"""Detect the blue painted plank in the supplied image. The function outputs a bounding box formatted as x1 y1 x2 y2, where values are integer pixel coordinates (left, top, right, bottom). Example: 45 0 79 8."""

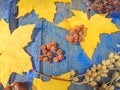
41 20 69 76
1 0 120 90
92 32 120 64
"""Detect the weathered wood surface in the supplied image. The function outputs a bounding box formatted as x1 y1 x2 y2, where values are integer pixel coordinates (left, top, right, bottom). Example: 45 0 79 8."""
0 0 120 90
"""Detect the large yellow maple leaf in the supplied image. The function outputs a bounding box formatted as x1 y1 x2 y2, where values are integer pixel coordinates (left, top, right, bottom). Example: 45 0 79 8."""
32 72 70 90
17 0 71 23
58 10 119 60
0 19 35 87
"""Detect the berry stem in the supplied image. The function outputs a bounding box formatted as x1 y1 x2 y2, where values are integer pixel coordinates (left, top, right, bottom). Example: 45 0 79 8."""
32 69 71 82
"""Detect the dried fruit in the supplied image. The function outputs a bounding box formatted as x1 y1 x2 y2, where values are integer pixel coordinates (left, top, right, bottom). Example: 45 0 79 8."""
56 49 63 54
112 72 119 79
87 0 120 19
101 83 107 89
40 45 46 50
108 85 115 90
89 81 97 87
115 82 120 87
53 57 59 63
57 54 64 60
72 77 79 82
109 52 115 59
66 36 73 42
64 53 120 90
43 57 49 62
70 70 76 77
66 24 84 45
95 76 101 81
38 55 43 60
38 42 65 63
86 69 91 76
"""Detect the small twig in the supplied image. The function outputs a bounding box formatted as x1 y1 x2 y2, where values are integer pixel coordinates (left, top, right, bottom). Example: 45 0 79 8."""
108 67 120 71
70 74 85 79
116 76 120 81
73 78 93 85
32 69 71 82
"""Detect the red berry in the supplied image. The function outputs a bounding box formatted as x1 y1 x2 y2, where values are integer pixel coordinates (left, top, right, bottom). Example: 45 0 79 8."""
43 57 49 62
46 43 51 49
72 41 78 45
75 26 81 32
47 51 53 58
40 45 46 50
51 42 57 47
73 33 79 40
66 36 73 42
38 55 43 60
78 30 84 36
50 46 56 51
57 54 64 60
42 49 48 54
69 28 76 34
56 49 63 54
53 57 59 63
79 24 84 30
78 37 82 42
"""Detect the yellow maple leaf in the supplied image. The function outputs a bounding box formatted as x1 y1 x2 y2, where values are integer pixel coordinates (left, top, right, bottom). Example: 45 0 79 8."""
17 0 71 23
0 19 35 87
32 72 70 90
58 10 119 60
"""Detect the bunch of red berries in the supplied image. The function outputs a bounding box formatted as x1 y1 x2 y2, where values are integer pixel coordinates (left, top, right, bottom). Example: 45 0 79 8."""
38 42 64 63
66 25 84 45
87 0 120 17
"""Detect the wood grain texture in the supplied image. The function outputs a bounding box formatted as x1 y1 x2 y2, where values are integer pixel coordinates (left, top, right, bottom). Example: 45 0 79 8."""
0 0 120 90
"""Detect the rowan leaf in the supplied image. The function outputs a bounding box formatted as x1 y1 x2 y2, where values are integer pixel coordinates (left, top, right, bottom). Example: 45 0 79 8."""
58 10 119 60
0 19 35 87
17 0 71 23
32 72 71 90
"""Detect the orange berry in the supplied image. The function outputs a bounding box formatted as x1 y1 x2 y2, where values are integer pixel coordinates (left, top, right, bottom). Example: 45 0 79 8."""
66 36 73 42
69 28 76 34
47 51 53 58
72 41 78 45
56 49 63 54
46 43 51 49
53 57 59 63
50 46 56 51
78 37 82 42
57 54 64 60
40 45 46 50
43 57 49 62
75 26 81 32
38 55 43 60
42 49 48 54
78 31 84 36
79 24 84 30
51 42 57 47
73 33 79 40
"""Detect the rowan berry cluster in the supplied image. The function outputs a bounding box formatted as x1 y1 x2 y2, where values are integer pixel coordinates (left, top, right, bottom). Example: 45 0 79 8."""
38 42 64 63
66 25 84 45
87 0 120 19
70 52 120 90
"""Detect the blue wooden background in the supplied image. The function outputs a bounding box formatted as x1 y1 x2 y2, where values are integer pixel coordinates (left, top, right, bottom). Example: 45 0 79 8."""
0 0 120 90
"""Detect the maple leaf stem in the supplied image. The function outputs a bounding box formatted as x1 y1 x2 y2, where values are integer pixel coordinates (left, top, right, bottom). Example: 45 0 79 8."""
32 69 71 82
